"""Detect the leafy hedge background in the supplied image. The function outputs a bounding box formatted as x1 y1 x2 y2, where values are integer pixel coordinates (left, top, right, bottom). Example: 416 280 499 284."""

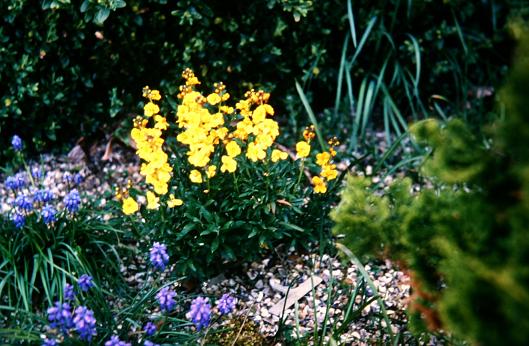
0 0 521 157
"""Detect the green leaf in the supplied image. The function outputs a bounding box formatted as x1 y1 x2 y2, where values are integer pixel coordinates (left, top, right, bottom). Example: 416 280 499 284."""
95 8 111 24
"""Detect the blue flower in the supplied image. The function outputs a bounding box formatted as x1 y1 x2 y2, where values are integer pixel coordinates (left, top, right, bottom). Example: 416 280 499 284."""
73 306 96 341
78 274 94 292
15 195 33 211
186 296 211 331
63 283 75 301
41 205 57 224
14 173 27 189
63 172 73 183
5 176 17 190
74 173 84 185
47 301 74 334
64 189 81 213
149 242 169 271
156 287 176 312
34 189 54 203
42 338 57 346
11 212 25 229
32 167 43 180
144 341 160 346
11 135 23 151
143 321 157 336
104 335 131 346
216 293 236 315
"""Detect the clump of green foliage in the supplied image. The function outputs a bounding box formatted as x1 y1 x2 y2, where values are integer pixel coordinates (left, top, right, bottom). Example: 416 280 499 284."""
331 33 529 345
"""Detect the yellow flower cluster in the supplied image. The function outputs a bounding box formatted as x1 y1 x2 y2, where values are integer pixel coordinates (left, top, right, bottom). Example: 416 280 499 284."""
175 71 288 183
122 87 183 214
312 137 340 194
122 69 342 215
131 87 173 196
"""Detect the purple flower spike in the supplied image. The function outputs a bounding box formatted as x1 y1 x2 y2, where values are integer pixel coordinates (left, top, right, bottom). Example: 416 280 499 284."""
74 173 84 185
64 189 81 213
63 283 75 301
34 189 54 203
15 194 33 211
187 296 211 331
144 341 160 346
42 338 57 346
78 274 94 292
11 212 25 229
11 135 23 151
105 335 131 346
149 242 169 271
216 293 236 315
143 321 157 336
41 205 57 224
73 306 97 341
47 301 74 333
156 287 176 312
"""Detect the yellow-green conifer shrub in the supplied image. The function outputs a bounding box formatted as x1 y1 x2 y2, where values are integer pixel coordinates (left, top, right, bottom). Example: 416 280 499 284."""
332 34 529 345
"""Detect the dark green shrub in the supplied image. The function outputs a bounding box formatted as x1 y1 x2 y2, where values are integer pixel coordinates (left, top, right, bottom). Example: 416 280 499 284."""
1 0 524 159
0 0 346 157
331 33 529 345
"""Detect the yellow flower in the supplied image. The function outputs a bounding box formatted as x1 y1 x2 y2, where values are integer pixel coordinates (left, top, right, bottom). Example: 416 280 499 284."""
207 93 222 105
122 197 139 215
220 155 237 173
186 76 201 86
154 115 168 130
296 141 310 158
206 165 217 178
189 169 203 183
168 194 183 208
321 164 338 180
222 93 230 101
246 142 266 162
144 102 159 117
271 149 288 162
149 90 162 101
146 191 159 210
220 105 234 114
316 152 331 166
312 176 327 194
225 140 241 157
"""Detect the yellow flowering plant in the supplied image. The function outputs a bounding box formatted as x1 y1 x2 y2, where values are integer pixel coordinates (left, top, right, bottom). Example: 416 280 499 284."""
120 69 342 278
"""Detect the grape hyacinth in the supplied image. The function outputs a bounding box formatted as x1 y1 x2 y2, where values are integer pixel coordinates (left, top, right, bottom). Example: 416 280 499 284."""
32 167 43 180
149 242 169 271
78 274 94 292
216 293 236 315
34 189 54 203
42 338 57 346
11 135 23 151
64 189 81 213
73 306 97 341
63 172 73 184
5 176 18 190
11 212 25 229
156 287 176 312
41 205 57 224
74 173 84 185
105 335 131 346
143 321 157 336
15 194 33 212
63 283 75 301
187 297 211 331
144 341 160 346
47 301 74 333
